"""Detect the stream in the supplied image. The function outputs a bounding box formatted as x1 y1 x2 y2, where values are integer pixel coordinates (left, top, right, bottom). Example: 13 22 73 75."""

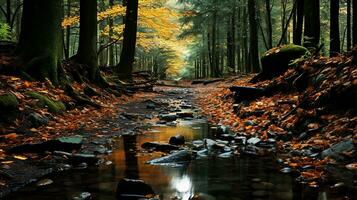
6 89 355 200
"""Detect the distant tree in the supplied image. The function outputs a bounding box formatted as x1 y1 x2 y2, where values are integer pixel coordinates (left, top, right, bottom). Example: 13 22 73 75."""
117 0 139 80
330 0 340 56
293 0 304 45
248 0 260 73
353 0 357 46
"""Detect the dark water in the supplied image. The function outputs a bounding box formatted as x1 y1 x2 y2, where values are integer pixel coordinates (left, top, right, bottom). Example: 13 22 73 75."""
6 119 353 200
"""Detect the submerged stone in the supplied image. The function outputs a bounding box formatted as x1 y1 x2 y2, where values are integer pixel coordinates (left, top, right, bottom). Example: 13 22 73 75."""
116 178 155 199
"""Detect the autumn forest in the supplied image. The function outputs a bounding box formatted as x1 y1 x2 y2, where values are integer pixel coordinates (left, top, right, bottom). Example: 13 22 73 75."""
0 0 356 199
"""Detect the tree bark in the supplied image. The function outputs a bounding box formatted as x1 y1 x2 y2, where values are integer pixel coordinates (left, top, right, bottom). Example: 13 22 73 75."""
330 0 340 56
16 0 62 84
108 0 115 66
347 0 352 50
76 0 101 83
248 0 260 73
303 0 320 49
265 0 273 49
116 0 139 79
353 0 357 46
293 0 304 45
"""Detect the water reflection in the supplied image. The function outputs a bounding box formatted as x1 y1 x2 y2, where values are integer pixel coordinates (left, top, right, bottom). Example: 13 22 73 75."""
122 135 139 179
170 175 194 200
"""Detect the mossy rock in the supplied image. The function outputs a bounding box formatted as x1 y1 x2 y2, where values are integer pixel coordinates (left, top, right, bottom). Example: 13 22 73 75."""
0 93 19 110
0 93 19 124
261 44 309 78
26 91 66 113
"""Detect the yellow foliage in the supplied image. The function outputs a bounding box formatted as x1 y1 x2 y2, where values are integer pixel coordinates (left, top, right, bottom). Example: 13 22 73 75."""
62 0 189 77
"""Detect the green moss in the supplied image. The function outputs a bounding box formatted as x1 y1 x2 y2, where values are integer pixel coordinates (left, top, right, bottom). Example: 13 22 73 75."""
26 91 66 113
0 93 19 110
261 44 310 78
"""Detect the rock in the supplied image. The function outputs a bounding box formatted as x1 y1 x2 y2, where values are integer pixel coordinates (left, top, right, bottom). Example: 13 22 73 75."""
260 44 309 79
234 136 247 145
216 125 231 135
24 113 49 128
192 140 204 148
346 163 357 171
0 93 19 110
158 114 178 122
280 167 292 174
0 92 19 124
116 178 155 199
180 103 192 109
321 139 355 161
36 179 53 187
72 192 91 200
54 151 98 165
169 135 185 145
146 103 156 109
247 137 261 145
204 139 216 150
26 91 66 113
75 162 88 169
218 152 233 158
189 193 216 200
147 150 191 165
8 136 83 153
141 142 180 152
196 149 209 157
176 112 194 118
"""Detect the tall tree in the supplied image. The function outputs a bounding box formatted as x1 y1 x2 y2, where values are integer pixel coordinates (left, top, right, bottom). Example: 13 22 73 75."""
293 0 304 45
117 0 139 79
265 0 273 49
347 0 352 50
303 0 320 49
330 0 340 56
76 0 101 83
16 0 62 84
353 0 357 46
248 0 260 73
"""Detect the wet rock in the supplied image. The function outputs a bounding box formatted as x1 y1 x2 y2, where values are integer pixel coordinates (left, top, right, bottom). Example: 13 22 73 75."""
75 163 88 169
180 103 192 109
24 113 49 128
234 136 247 145
54 151 98 165
147 150 191 165
218 152 233 158
247 137 261 145
243 145 268 156
216 125 231 135
8 136 83 153
36 179 53 187
189 193 216 200
141 142 180 152
218 134 235 142
196 149 209 158
158 114 178 122
280 167 292 174
321 139 355 161
146 103 156 109
177 112 194 118
72 192 91 200
204 139 216 150
169 135 185 145
192 140 204 148
116 178 155 199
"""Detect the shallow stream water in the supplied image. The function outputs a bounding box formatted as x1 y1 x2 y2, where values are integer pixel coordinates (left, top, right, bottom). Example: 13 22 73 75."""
7 117 352 200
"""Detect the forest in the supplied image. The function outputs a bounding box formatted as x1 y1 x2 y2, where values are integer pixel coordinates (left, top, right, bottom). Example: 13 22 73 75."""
0 0 356 199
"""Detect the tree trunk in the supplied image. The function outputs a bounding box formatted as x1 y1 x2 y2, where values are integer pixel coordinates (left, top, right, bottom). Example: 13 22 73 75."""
76 0 102 84
293 0 304 45
64 0 71 60
353 0 357 46
227 8 236 73
108 0 115 66
265 0 273 49
16 0 62 84
116 0 139 79
330 0 340 56
347 0 352 50
248 0 260 73
303 0 320 49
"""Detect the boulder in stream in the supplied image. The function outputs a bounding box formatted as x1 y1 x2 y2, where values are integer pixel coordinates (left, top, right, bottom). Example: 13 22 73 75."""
141 142 180 152
147 150 191 166
169 135 185 145
321 139 355 161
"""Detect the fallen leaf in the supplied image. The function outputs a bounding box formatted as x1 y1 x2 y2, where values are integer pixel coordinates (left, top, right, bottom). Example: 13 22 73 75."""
14 155 28 160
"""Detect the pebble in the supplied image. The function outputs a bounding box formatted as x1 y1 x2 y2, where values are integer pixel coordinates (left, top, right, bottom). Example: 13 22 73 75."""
72 192 91 200
36 179 54 187
280 167 292 174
